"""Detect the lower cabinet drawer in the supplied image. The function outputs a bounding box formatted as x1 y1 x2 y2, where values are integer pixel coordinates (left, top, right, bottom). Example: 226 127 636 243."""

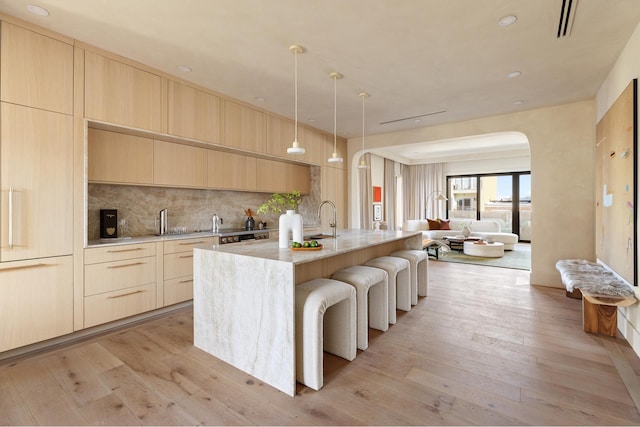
164 276 194 306
164 252 194 280
84 283 156 328
84 256 156 296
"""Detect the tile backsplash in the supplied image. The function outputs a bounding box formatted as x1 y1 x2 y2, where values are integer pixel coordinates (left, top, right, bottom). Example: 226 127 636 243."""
88 168 321 240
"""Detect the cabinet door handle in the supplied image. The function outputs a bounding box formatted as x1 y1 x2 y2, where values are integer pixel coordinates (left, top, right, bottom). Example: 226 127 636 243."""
0 263 47 272
178 279 194 284
107 289 146 299
179 255 194 259
107 247 145 253
107 262 145 269
8 186 13 249
178 241 206 245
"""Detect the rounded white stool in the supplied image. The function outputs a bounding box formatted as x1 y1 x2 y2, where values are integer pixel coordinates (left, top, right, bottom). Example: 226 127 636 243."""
391 249 429 302
295 278 357 390
332 265 389 350
364 256 411 324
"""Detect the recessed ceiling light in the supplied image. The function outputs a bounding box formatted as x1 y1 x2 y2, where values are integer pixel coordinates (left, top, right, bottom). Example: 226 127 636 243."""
507 71 522 79
414 119 422 123
27 4 49 16
514 100 524 105
177 65 192 72
255 97 265 102
498 15 517 26
307 118 316 122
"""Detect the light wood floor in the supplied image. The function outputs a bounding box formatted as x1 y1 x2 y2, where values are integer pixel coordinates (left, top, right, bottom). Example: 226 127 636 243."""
2 261 640 425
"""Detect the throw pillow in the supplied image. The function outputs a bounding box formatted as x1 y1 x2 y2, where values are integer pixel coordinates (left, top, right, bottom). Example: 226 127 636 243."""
427 218 441 230
439 219 451 230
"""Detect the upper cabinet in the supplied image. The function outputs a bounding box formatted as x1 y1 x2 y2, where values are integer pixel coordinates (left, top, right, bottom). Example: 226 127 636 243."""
153 140 207 188
223 100 265 153
85 51 164 132
207 151 257 191
168 81 222 144
266 114 295 157
256 159 310 194
88 128 154 185
0 22 73 114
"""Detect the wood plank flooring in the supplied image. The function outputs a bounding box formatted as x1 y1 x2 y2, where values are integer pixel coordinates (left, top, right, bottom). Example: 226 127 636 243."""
2 261 640 425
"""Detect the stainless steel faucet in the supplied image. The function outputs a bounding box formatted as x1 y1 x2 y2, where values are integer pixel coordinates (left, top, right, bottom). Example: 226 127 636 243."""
317 200 337 238
159 208 168 235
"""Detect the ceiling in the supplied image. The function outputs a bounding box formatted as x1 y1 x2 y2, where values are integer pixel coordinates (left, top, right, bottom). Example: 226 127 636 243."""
2 0 640 163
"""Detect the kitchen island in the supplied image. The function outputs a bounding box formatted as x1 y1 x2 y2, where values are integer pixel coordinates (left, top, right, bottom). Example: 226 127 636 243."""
193 229 422 396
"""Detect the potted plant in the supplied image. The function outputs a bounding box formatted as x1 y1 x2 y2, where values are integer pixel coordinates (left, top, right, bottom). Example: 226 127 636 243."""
257 190 301 214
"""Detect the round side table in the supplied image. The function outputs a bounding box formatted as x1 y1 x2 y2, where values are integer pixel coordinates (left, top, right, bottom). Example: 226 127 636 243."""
463 241 504 258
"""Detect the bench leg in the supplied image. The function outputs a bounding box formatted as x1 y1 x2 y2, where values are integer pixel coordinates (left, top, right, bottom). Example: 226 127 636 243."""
583 298 618 337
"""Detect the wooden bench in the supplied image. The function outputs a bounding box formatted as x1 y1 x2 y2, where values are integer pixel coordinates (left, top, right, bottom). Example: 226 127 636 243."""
556 259 637 337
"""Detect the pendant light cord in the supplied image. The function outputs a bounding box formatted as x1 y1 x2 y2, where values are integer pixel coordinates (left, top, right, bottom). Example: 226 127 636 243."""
333 75 337 152
294 49 298 142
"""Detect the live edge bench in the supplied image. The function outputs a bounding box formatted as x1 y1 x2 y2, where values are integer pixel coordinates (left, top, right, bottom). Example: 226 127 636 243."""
556 259 637 337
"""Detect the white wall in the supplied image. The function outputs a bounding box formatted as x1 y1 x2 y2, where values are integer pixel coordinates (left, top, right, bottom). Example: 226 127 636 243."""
348 99 596 286
444 155 530 176
597 21 640 356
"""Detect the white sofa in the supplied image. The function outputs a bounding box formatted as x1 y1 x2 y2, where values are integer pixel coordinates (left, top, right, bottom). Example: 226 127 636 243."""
404 219 519 250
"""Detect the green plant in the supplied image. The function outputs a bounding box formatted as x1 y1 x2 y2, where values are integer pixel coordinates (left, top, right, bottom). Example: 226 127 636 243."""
257 191 301 214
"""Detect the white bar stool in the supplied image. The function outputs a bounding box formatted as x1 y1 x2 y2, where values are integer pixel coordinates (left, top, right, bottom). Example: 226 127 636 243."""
295 278 357 391
391 249 429 303
364 256 411 324
331 265 389 350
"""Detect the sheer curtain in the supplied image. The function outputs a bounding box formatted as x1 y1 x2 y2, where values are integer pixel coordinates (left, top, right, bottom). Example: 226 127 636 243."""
384 158 396 230
358 153 373 230
402 163 446 222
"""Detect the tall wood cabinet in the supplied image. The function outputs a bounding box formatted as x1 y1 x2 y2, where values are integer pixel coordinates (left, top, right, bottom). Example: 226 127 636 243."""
0 22 74 353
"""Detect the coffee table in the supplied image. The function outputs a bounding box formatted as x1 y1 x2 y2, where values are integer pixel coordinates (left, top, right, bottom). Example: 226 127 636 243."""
463 241 504 258
443 235 481 252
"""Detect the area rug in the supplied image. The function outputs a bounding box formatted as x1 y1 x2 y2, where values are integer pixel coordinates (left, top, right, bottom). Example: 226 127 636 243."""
436 243 531 270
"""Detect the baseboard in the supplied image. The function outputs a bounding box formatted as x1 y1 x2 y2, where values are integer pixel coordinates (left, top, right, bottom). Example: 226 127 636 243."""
618 307 640 359
0 301 193 364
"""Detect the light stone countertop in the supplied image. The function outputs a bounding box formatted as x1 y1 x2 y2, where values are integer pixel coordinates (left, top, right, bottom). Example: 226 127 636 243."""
197 229 422 264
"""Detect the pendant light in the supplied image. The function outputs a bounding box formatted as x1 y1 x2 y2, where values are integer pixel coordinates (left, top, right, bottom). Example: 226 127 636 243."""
328 72 344 163
357 92 370 169
287 44 305 155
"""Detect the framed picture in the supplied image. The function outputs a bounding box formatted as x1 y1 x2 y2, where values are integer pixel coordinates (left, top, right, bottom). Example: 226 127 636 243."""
373 186 382 202
373 203 382 221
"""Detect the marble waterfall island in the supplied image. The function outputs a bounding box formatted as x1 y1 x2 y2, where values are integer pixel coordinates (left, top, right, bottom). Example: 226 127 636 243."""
193 229 422 396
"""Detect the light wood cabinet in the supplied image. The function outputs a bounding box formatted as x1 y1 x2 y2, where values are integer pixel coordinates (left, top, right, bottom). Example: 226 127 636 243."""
256 159 310 194
84 242 158 328
88 128 154 184
153 140 207 188
1 103 73 262
207 150 257 191
85 51 163 132
0 256 73 352
223 100 265 152
321 166 348 230
297 126 324 165
266 114 295 157
163 237 214 306
0 22 73 114
168 81 221 144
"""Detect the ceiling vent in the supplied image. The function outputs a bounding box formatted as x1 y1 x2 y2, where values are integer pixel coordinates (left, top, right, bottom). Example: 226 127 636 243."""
557 0 578 38
380 110 446 125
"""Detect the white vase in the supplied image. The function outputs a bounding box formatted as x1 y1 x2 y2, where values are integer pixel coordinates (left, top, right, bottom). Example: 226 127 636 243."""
279 209 303 248
462 225 471 238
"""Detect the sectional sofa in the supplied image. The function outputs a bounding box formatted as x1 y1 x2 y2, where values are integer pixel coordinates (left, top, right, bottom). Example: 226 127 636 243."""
403 219 519 250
